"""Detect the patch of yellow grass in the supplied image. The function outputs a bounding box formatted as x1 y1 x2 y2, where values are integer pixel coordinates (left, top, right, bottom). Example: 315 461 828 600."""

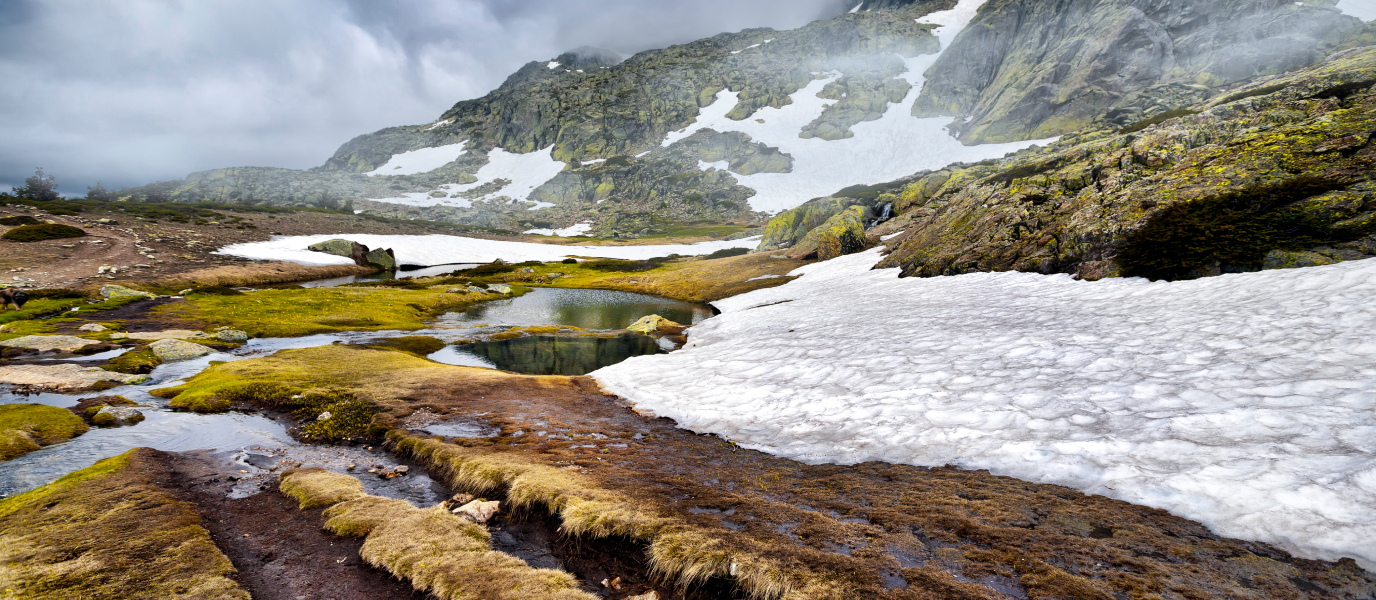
278 467 365 509
162 286 495 337
390 432 840 600
0 449 248 600
281 469 597 600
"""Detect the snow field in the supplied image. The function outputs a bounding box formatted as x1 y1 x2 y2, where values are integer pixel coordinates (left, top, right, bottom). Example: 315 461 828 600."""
593 250 1376 569
216 233 762 266
363 146 568 209
524 223 593 237
659 0 1049 213
364 141 468 176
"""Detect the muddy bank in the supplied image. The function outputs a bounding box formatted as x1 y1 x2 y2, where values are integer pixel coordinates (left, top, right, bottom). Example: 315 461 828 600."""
156 344 1376 600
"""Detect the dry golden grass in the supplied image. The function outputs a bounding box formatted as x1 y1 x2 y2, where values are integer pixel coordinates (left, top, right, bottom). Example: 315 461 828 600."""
278 467 365 509
0 449 248 600
499 252 811 302
281 468 598 600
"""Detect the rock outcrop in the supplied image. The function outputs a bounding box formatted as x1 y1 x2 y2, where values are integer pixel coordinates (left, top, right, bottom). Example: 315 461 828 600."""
915 0 1363 144
875 46 1376 280
788 204 873 260
148 339 215 362
307 239 396 270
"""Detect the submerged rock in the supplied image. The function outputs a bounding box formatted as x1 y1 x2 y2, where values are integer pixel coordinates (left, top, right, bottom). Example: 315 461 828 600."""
148 339 214 362
0 364 148 391
92 406 145 427
450 499 500 524
100 284 155 300
0 335 100 353
627 315 686 335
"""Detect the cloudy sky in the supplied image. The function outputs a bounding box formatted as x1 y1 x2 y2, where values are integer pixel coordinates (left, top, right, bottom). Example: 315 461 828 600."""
0 0 846 195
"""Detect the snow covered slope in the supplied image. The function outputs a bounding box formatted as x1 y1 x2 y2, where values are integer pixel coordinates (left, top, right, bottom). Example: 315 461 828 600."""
216 234 760 266
364 142 468 176
665 0 1050 212
593 250 1376 568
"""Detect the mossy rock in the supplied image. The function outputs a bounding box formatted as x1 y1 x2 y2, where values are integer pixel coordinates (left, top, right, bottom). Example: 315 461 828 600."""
102 346 162 374
0 404 89 461
2 224 86 242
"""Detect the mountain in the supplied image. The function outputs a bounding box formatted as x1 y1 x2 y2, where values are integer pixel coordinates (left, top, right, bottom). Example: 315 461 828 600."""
119 0 1372 249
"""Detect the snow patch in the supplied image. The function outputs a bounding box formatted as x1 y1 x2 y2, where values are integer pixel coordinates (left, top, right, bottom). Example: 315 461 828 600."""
433 146 565 207
661 0 1047 213
216 234 762 266
698 160 730 171
424 119 454 132
524 222 593 237
880 232 904 241
635 150 652 158
1336 0 1376 21
364 142 468 177
593 250 1376 569
849 2 863 13
547 61 561 69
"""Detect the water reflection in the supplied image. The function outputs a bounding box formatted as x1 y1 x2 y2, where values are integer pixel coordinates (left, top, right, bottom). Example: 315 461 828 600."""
455 333 662 375
436 288 711 330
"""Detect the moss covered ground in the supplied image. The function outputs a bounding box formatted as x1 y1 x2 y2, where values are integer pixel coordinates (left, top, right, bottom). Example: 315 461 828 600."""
160 285 502 337
0 448 249 599
473 252 810 303
154 344 1376 600
0 404 88 462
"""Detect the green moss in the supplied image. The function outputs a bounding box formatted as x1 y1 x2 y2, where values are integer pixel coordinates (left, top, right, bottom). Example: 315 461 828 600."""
168 286 495 337
368 335 446 356
0 223 86 242
102 346 162 374
0 404 89 461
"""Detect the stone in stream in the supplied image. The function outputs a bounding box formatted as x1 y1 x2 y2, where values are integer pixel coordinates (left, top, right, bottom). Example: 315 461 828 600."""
125 329 213 341
450 499 500 524
0 363 149 391
148 339 214 362
627 315 686 335
99 284 155 300
215 328 248 342
92 406 145 427
0 334 100 353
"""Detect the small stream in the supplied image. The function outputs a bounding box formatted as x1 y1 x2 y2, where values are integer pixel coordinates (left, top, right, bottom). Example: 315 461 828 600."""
0 286 711 500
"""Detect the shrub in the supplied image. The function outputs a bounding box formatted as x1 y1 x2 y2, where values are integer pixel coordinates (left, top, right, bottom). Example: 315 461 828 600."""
456 263 518 277
2 223 86 242
705 247 749 260
582 259 655 272
0 216 40 226
561 258 578 264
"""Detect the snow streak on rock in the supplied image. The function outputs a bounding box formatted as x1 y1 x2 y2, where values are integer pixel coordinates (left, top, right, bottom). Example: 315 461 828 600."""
364 142 468 176
594 250 1376 569
662 0 1050 213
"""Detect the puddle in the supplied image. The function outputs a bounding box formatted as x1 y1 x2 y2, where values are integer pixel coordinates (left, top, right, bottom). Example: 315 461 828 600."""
43 347 130 362
218 445 450 507
414 420 502 438
448 333 663 375
432 287 712 330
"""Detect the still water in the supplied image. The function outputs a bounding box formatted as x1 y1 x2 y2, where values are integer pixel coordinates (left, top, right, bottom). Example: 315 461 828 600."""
434 287 712 330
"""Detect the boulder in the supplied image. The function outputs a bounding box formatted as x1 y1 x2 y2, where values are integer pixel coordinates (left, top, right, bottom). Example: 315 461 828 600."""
148 339 214 362
100 284 155 300
487 284 513 294
0 364 148 391
215 329 248 342
77 323 108 332
0 335 100 353
450 499 500 524
308 239 397 271
628 315 686 335
92 406 145 427
788 205 871 260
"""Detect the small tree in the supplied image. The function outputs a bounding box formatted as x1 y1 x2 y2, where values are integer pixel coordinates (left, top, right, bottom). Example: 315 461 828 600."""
86 180 115 202
14 168 59 201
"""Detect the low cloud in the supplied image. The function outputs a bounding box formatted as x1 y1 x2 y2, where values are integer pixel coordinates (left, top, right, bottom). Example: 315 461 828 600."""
0 0 841 193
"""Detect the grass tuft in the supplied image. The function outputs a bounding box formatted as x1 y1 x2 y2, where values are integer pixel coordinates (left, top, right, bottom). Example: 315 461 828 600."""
0 404 88 462
279 467 366 509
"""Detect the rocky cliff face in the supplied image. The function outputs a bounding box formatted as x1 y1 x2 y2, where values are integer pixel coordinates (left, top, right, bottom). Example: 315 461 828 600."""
915 0 1363 144
871 45 1376 280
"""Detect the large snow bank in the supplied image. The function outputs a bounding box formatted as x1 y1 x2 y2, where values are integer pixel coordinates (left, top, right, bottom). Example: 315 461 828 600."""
593 249 1376 569
660 0 1049 213
1336 0 1376 22
216 234 761 266
365 142 468 176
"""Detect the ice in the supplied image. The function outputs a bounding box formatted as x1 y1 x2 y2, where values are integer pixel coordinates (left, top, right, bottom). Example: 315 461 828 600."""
364 141 468 176
216 234 762 266
656 0 1047 213
593 250 1376 569
1336 0 1376 21
524 223 592 237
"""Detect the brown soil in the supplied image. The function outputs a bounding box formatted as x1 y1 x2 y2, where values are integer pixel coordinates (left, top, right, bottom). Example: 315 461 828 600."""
177 345 1376 599
158 449 430 600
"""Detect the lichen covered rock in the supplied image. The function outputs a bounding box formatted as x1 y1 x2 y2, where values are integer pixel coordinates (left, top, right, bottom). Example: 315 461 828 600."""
148 339 214 362
0 335 100 353
92 406 145 427
788 204 872 260
0 364 149 391
627 315 686 335
100 284 155 300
